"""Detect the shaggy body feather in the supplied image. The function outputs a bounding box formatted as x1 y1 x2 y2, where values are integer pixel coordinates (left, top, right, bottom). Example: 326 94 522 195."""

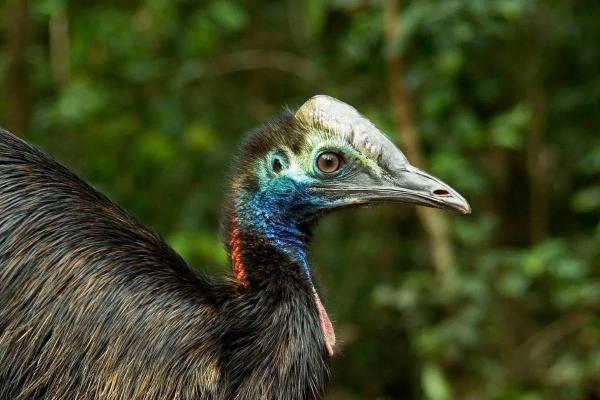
0 129 329 400
0 95 469 399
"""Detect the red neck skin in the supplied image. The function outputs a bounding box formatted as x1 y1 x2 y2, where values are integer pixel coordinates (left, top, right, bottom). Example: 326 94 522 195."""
229 220 248 285
228 218 335 355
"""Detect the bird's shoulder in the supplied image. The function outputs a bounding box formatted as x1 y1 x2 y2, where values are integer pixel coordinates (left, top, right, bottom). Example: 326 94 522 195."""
0 128 218 294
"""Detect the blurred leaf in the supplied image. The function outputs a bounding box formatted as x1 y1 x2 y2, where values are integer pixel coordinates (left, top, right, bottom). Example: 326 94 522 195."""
571 185 600 212
422 89 455 117
295 0 327 40
430 152 486 193
453 214 497 245
55 80 106 125
489 104 531 150
435 49 464 77
421 363 451 400
522 239 566 277
169 231 228 268
498 271 529 297
185 122 216 151
209 1 248 33
577 145 600 175
34 0 65 17
496 0 529 20
136 132 177 166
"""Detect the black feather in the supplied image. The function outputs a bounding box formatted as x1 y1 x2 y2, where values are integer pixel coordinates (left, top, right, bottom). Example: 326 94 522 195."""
0 128 329 400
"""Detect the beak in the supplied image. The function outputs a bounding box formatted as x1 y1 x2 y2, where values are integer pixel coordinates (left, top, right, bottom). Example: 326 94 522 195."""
295 95 471 214
316 163 471 214
371 164 472 214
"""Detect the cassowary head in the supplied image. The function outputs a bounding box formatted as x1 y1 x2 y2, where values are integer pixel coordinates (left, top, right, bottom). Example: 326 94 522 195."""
226 95 471 355
229 95 470 233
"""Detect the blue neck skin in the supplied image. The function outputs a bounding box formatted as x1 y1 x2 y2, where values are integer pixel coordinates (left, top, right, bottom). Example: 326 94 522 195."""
235 177 324 277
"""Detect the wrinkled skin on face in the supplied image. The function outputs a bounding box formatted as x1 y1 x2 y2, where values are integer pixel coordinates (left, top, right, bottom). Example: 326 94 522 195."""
234 95 470 231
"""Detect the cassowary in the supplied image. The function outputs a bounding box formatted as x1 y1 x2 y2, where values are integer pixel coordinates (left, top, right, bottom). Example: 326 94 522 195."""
0 95 469 399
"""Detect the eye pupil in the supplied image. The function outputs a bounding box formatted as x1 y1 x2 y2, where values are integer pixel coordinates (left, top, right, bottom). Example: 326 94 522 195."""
317 152 342 174
272 158 283 174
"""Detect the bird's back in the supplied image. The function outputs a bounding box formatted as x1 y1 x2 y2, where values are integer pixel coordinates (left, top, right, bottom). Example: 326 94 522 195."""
0 130 230 399
0 129 330 400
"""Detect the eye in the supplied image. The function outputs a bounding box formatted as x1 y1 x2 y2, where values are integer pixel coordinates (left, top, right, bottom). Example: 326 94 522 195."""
316 152 343 174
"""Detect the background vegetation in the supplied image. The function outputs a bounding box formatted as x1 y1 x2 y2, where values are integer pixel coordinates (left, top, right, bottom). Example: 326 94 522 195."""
1 0 599 398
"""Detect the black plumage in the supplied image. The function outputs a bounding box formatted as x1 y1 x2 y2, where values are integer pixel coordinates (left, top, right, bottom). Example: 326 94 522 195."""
0 95 469 399
0 127 328 400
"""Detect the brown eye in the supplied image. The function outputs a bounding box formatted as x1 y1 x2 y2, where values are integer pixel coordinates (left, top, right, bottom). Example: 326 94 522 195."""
316 152 342 174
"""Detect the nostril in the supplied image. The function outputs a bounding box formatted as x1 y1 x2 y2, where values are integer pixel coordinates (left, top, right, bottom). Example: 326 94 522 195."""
433 189 450 196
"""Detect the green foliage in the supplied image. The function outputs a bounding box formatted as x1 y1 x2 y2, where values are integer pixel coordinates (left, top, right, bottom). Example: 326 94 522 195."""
0 0 598 398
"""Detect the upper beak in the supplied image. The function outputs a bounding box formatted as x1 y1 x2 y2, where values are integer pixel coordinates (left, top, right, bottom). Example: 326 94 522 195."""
318 164 471 214
379 164 472 214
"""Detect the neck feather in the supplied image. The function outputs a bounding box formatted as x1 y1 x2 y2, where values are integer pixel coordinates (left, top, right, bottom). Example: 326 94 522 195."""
227 208 336 356
228 213 311 285
229 185 315 284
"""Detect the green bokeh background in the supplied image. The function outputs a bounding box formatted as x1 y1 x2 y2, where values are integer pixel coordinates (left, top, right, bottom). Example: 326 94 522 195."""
1 0 599 398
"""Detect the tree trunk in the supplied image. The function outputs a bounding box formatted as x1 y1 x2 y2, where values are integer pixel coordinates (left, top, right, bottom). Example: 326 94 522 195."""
49 8 70 88
382 0 456 287
5 0 29 136
526 87 549 243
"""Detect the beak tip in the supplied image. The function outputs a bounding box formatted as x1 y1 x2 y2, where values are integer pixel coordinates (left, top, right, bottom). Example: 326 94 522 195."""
438 193 470 214
452 196 471 215
433 190 471 215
